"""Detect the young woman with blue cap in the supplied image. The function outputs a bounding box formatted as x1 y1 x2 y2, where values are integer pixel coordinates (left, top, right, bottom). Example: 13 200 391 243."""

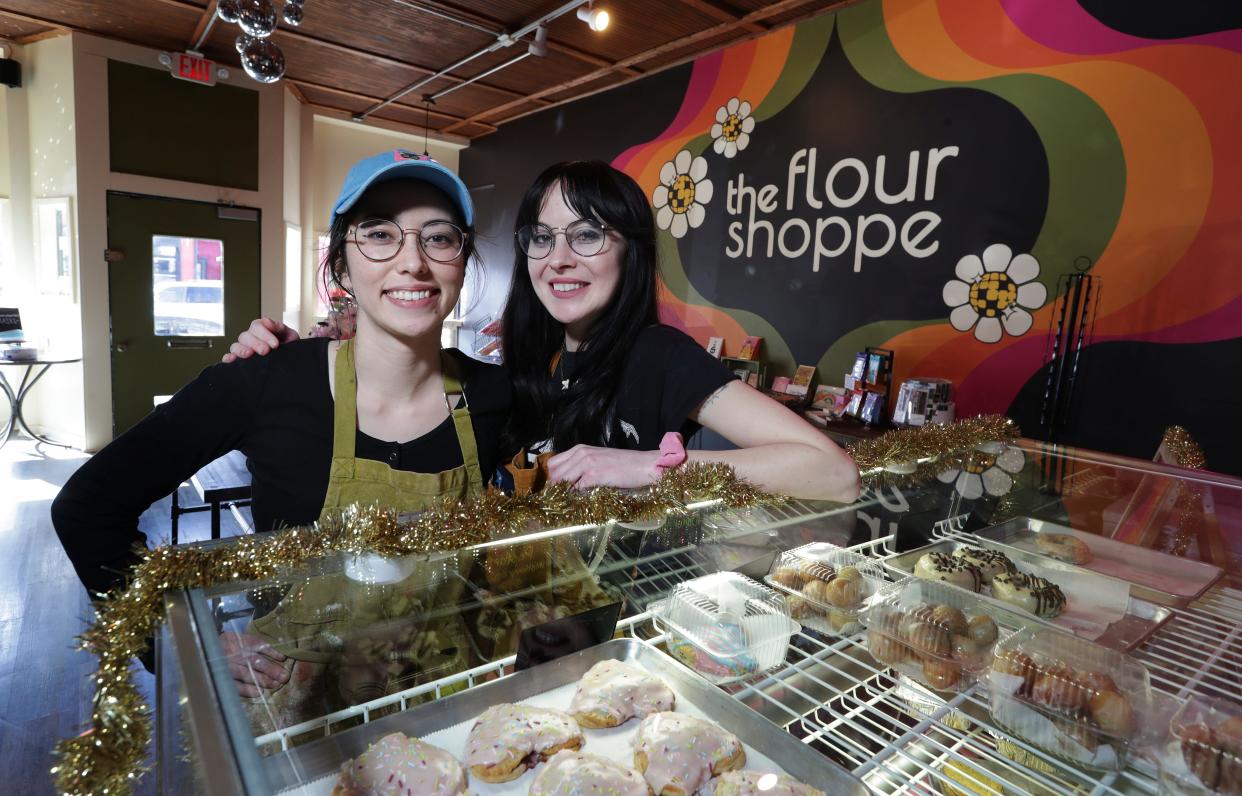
52 151 508 720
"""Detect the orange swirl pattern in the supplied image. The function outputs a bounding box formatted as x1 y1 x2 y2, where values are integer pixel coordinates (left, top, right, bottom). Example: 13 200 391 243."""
611 0 1241 418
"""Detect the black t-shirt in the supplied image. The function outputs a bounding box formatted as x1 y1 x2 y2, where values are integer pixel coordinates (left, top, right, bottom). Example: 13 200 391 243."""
542 325 735 452
51 338 511 598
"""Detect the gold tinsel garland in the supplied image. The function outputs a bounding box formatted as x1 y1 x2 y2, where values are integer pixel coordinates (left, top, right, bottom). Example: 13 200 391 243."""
847 414 1019 489
1161 425 1206 471
1159 426 1208 557
53 416 1018 795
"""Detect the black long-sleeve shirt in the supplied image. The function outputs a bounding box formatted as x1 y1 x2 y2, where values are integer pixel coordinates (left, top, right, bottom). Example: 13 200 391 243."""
51 339 510 598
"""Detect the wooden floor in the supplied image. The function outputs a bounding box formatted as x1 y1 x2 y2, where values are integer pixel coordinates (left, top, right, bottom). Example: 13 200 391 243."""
0 438 250 794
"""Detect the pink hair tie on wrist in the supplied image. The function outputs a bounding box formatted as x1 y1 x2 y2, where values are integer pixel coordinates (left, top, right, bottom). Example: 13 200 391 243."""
654 431 687 475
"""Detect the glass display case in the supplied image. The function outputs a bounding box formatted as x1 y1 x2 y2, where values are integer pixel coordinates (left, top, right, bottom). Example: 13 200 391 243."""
156 438 1242 795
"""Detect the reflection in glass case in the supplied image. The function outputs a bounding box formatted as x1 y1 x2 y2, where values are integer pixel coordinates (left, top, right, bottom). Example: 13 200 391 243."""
156 440 1242 795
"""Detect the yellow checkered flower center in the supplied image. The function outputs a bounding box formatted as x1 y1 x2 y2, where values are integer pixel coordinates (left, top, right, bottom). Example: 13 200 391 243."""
968 272 1017 318
670 174 696 215
964 452 997 475
721 114 743 142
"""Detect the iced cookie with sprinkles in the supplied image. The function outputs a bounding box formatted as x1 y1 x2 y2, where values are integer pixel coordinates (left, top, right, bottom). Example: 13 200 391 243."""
463 703 583 783
332 732 467 796
713 770 825 796
569 659 676 729
633 712 745 796
528 749 652 796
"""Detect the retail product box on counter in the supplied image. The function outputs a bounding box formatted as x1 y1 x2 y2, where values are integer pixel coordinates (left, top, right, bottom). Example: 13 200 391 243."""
1158 694 1242 795
860 576 1009 694
763 543 885 636
987 627 1156 772
649 572 797 685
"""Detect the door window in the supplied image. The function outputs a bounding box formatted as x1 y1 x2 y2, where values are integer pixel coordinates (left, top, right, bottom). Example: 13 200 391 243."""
153 235 225 336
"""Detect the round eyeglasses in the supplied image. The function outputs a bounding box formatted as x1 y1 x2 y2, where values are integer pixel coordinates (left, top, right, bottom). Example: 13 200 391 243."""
351 219 468 264
516 219 613 259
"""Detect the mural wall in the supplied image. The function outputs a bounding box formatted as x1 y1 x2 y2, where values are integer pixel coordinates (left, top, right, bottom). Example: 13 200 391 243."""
461 0 1242 474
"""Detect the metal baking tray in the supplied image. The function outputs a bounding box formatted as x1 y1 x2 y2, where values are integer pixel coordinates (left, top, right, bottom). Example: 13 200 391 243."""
260 637 867 795
884 539 1172 651
977 516 1223 607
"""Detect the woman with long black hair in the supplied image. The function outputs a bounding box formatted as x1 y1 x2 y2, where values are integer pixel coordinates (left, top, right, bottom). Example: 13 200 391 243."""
503 161 858 501
227 162 859 501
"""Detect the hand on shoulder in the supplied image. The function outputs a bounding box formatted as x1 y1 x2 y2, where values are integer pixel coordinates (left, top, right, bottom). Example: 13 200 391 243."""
222 317 301 363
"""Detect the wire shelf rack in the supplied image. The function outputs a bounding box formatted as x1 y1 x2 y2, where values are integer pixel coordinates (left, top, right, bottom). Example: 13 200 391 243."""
252 531 1242 796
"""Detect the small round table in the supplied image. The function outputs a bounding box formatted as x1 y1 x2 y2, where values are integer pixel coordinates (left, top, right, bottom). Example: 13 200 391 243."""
0 356 83 450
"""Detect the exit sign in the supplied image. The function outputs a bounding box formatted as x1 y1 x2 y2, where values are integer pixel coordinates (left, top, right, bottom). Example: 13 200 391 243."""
173 52 216 86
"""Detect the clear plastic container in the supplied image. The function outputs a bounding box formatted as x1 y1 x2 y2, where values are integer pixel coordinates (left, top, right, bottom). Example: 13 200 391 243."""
1158 694 1242 795
763 543 885 636
649 572 798 684
859 576 1006 693
986 627 1153 771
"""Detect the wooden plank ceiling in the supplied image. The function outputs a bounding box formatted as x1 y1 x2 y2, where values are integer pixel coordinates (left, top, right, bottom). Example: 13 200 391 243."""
0 0 851 140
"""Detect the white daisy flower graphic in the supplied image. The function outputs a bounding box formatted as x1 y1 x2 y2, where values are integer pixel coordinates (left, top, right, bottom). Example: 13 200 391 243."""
710 97 755 159
937 444 1026 500
653 149 713 239
942 244 1048 343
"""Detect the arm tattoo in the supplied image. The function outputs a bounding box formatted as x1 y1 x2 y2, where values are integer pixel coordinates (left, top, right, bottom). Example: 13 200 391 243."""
696 384 729 415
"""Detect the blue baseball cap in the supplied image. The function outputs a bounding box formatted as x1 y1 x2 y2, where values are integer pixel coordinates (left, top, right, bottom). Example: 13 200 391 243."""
331 149 474 227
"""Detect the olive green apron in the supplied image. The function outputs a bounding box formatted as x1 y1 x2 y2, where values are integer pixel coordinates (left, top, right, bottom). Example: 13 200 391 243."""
244 340 482 735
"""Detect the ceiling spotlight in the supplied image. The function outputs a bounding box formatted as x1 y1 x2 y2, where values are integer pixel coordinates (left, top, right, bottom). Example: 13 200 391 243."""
528 25 548 57
576 2 609 32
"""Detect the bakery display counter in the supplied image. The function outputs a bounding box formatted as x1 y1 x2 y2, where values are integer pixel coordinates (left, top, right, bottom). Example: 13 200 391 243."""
155 439 1242 795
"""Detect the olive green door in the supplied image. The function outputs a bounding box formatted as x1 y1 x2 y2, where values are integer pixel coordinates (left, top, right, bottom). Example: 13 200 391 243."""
107 192 261 436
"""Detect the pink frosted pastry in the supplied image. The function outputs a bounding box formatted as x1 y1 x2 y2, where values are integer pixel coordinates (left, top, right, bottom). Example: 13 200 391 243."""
332 732 467 796
464 703 584 782
529 749 651 796
714 770 825 796
569 660 676 728
632 712 745 796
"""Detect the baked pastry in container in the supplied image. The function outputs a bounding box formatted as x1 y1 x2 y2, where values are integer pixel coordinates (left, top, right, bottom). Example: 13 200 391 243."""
666 622 759 681
1160 694 1242 795
987 628 1151 771
651 572 797 685
632 712 745 796
463 703 583 783
764 543 884 636
861 577 1004 693
332 732 467 796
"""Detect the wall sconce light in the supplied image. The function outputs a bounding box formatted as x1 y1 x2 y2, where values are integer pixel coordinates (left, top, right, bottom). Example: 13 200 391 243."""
576 2 610 32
